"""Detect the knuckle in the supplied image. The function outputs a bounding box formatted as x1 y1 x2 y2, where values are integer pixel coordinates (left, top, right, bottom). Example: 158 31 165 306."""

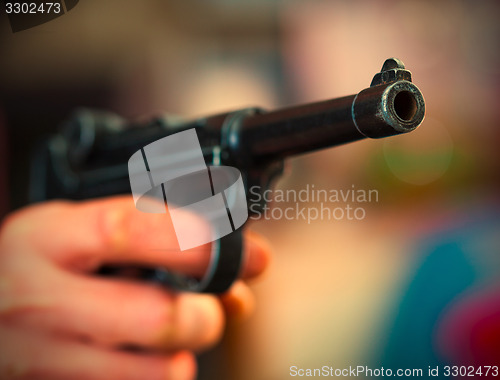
0 269 52 320
97 203 134 254
97 198 170 252
0 251 57 320
146 292 226 351
167 295 225 351
152 295 177 334
193 296 225 350
0 204 69 320
0 201 71 248
138 290 176 344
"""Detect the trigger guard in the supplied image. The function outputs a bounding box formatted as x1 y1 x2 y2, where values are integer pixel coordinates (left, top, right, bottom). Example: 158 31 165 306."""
151 229 243 293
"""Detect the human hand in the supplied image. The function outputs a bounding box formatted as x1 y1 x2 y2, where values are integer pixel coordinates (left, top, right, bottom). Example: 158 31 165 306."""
0 196 271 380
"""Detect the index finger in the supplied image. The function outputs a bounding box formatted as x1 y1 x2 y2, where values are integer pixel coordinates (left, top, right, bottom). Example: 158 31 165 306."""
2 196 271 279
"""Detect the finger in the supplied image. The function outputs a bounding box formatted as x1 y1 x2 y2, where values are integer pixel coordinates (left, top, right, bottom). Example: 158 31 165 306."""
219 281 255 321
9 272 225 352
1 197 271 279
240 230 272 280
0 326 196 380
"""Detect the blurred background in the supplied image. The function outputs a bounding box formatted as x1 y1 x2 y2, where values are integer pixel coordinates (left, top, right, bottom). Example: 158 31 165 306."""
1 0 499 378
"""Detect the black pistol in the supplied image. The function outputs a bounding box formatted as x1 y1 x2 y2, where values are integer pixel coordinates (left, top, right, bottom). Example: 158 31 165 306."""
30 58 425 293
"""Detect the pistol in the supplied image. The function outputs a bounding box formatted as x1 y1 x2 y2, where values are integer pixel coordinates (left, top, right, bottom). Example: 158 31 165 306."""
30 58 425 293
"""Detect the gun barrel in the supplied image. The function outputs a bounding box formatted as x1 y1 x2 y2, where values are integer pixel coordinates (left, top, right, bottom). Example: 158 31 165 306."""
31 59 425 203
240 80 425 163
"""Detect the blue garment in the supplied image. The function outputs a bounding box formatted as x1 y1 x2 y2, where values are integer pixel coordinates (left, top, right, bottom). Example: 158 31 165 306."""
376 211 499 377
